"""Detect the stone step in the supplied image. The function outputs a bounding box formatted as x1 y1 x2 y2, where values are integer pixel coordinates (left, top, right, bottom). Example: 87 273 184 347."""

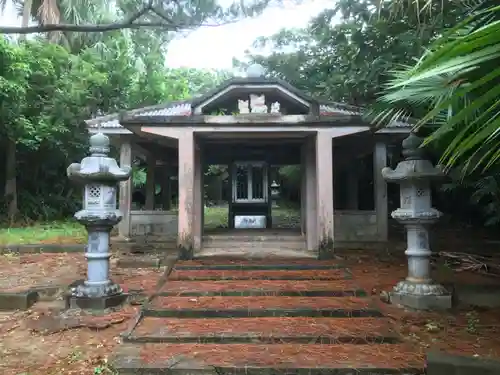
178 257 335 266
203 234 304 242
158 279 365 297
201 244 307 253
116 254 164 269
173 263 343 271
144 296 382 318
168 268 351 281
195 248 315 259
127 317 399 344
111 343 424 374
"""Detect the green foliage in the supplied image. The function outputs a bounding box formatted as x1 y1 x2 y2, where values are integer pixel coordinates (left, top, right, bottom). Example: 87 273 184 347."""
238 0 465 105
242 0 500 225
0 34 228 222
372 3 500 173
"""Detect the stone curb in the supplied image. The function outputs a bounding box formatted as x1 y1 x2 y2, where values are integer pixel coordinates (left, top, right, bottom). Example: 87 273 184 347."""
111 357 424 375
0 244 85 254
427 351 500 375
124 333 401 345
142 307 385 319
0 290 39 311
157 289 368 297
173 264 346 271
0 284 147 311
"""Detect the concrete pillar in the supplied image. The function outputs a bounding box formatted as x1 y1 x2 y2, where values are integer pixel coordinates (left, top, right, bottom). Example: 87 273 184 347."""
305 137 317 251
300 144 307 235
193 141 203 252
145 156 156 210
316 131 334 253
178 131 195 257
346 168 359 210
374 141 389 241
118 140 132 239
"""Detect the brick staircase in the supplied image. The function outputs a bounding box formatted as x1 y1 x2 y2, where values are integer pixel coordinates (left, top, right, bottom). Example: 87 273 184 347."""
111 257 425 374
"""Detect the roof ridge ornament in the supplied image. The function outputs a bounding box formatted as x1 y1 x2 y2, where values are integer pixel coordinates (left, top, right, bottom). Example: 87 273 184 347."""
246 63 266 78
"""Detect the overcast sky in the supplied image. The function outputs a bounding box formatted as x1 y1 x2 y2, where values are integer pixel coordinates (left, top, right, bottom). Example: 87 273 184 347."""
0 0 331 69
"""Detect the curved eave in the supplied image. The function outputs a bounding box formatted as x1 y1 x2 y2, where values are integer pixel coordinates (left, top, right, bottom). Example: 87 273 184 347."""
119 113 369 127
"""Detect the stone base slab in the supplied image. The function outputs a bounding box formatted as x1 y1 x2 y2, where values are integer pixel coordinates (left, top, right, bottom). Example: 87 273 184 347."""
390 291 452 311
427 351 500 375
65 293 129 310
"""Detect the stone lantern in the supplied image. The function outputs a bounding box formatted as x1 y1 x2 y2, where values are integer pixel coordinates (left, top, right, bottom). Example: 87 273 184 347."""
270 180 281 208
382 133 451 310
67 132 132 310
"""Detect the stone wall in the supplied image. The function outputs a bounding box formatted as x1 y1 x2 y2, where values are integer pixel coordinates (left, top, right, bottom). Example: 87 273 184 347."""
334 210 379 241
128 210 381 243
130 211 178 237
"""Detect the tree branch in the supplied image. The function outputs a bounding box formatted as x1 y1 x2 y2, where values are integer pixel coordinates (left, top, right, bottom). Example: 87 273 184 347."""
0 22 176 33
0 0 224 34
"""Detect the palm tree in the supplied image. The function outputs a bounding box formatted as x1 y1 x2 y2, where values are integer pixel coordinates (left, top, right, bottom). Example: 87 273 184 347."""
370 1 500 175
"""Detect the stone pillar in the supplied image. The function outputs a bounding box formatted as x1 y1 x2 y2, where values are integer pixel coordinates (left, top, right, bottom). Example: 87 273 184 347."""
118 140 132 239
145 156 156 210
300 143 307 235
193 141 203 252
374 141 388 241
316 130 334 257
304 137 317 251
67 133 131 310
346 169 358 210
178 131 195 259
382 133 451 310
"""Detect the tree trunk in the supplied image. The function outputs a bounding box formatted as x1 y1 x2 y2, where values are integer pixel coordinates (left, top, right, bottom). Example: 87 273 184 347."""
21 0 33 34
5 139 17 221
4 0 33 222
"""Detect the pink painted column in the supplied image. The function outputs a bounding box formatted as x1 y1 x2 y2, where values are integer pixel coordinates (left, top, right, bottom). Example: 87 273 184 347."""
305 137 317 251
178 131 195 257
316 131 334 254
118 139 132 239
193 141 203 252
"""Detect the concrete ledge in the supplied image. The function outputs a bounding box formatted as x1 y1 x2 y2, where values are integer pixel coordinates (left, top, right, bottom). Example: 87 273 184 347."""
427 351 500 375
0 244 85 254
448 283 500 308
0 290 39 311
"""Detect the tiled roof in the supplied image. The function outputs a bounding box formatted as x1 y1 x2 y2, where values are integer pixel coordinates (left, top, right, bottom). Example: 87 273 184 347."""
86 101 410 129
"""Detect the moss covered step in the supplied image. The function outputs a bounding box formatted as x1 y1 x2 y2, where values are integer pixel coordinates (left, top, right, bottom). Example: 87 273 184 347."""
127 316 400 344
111 343 424 375
144 296 383 318
168 268 351 281
158 279 365 297
177 257 340 266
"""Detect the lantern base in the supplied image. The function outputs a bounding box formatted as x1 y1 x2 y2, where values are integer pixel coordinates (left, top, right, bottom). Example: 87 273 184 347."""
390 281 452 311
66 279 128 311
66 292 128 311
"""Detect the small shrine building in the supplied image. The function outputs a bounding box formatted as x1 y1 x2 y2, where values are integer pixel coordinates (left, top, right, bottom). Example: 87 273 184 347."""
86 65 411 259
